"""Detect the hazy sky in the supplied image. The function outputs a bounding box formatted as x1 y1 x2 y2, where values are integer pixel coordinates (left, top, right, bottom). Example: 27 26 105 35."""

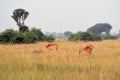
0 0 120 33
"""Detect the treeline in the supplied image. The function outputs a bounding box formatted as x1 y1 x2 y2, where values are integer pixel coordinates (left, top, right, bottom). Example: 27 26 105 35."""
0 28 55 44
68 31 117 41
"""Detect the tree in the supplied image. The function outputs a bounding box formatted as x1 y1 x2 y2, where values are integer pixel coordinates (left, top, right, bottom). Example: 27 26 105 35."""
64 31 72 37
87 23 112 39
11 8 29 32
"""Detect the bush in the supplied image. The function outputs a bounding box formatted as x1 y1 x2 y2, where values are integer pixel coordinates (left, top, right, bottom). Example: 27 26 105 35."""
30 28 45 41
0 28 55 44
23 31 38 43
11 32 24 43
102 35 117 40
43 35 55 41
0 29 16 43
68 32 102 41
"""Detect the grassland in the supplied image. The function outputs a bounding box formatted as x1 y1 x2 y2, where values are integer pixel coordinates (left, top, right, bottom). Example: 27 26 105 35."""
0 40 120 80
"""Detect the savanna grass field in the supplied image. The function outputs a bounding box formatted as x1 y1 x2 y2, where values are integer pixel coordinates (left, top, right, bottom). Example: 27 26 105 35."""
0 40 120 80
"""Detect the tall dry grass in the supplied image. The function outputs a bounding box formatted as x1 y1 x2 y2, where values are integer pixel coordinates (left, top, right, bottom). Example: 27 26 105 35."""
0 40 120 80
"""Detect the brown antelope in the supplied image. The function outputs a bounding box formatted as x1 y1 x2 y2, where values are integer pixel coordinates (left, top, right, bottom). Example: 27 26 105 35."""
46 43 58 51
79 44 94 54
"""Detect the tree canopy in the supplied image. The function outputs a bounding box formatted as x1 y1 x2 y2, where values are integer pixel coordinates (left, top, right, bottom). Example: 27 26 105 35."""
87 23 112 37
11 8 29 32
64 31 72 37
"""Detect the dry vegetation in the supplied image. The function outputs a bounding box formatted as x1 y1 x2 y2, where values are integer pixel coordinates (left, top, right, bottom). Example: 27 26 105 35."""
0 40 120 80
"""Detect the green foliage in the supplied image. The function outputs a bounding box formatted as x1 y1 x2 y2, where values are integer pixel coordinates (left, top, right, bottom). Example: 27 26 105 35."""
0 28 55 44
42 35 55 41
30 28 45 41
0 29 16 43
68 32 102 41
102 35 117 40
23 32 37 43
11 32 24 43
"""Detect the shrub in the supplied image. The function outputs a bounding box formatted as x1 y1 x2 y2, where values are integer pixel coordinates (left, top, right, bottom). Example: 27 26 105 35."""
43 35 55 41
0 28 55 44
102 35 117 40
11 32 24 43
68 32 102 41
0 29 16 43
30 28 45 41
23 31 38 43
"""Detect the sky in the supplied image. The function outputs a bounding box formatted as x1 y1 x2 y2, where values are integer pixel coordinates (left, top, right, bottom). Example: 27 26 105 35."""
0 0 120 34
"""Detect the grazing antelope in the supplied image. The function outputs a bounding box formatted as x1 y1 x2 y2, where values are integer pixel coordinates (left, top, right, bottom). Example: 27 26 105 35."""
79 44 94 54
46 43 58 51
33 49 42 54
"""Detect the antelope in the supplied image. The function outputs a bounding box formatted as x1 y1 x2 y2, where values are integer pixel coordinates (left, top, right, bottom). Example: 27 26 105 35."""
79 44 94 54
46 43 58 51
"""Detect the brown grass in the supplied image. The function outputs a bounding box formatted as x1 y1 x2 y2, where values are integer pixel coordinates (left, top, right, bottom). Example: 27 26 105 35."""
0 40 120 80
